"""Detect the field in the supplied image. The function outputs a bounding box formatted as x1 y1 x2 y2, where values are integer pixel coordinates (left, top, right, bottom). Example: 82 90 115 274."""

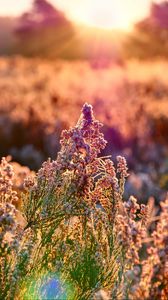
0 55 168 299
0 56 168 203
0 93 168 299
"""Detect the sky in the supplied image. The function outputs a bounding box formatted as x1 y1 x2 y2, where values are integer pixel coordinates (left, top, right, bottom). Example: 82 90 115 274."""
0 0 164 30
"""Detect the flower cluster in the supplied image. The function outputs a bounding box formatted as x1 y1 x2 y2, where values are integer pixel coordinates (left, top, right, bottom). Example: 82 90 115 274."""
119 197 148 267
130 197 168 299
0 157 18 204
57 103 107 171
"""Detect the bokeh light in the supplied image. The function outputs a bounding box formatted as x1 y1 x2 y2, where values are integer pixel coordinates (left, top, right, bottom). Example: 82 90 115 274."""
22 272 74 300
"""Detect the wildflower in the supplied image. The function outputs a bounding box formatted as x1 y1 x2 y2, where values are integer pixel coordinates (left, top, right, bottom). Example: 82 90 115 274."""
124 195 140 218
117 156 129 178
23 175 36 190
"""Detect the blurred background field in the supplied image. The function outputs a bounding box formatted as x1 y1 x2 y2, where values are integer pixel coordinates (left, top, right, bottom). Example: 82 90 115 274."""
0 0 168 203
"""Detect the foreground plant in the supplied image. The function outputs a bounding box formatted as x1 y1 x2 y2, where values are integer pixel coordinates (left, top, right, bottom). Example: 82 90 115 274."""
0 104 167 300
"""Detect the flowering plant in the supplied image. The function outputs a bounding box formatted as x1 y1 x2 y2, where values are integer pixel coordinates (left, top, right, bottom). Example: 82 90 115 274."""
0 104 167 299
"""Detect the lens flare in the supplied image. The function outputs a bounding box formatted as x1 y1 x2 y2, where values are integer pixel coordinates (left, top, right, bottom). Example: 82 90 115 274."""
21 272 74 300
40 276 67 299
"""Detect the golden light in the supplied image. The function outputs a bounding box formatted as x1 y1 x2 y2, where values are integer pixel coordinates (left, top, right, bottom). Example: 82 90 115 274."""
70 0 132 30
54 0 152 31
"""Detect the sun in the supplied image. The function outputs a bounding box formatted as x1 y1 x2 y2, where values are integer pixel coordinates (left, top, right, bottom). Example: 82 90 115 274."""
73 0 131 30
54 0 152 31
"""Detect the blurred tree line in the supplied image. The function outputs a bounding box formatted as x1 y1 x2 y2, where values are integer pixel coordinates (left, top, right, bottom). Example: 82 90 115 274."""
15 0 76 58
125 1 168 59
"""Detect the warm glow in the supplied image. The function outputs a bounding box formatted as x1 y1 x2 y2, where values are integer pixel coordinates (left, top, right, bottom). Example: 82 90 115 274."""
53 0 154 31
68 0 135 30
